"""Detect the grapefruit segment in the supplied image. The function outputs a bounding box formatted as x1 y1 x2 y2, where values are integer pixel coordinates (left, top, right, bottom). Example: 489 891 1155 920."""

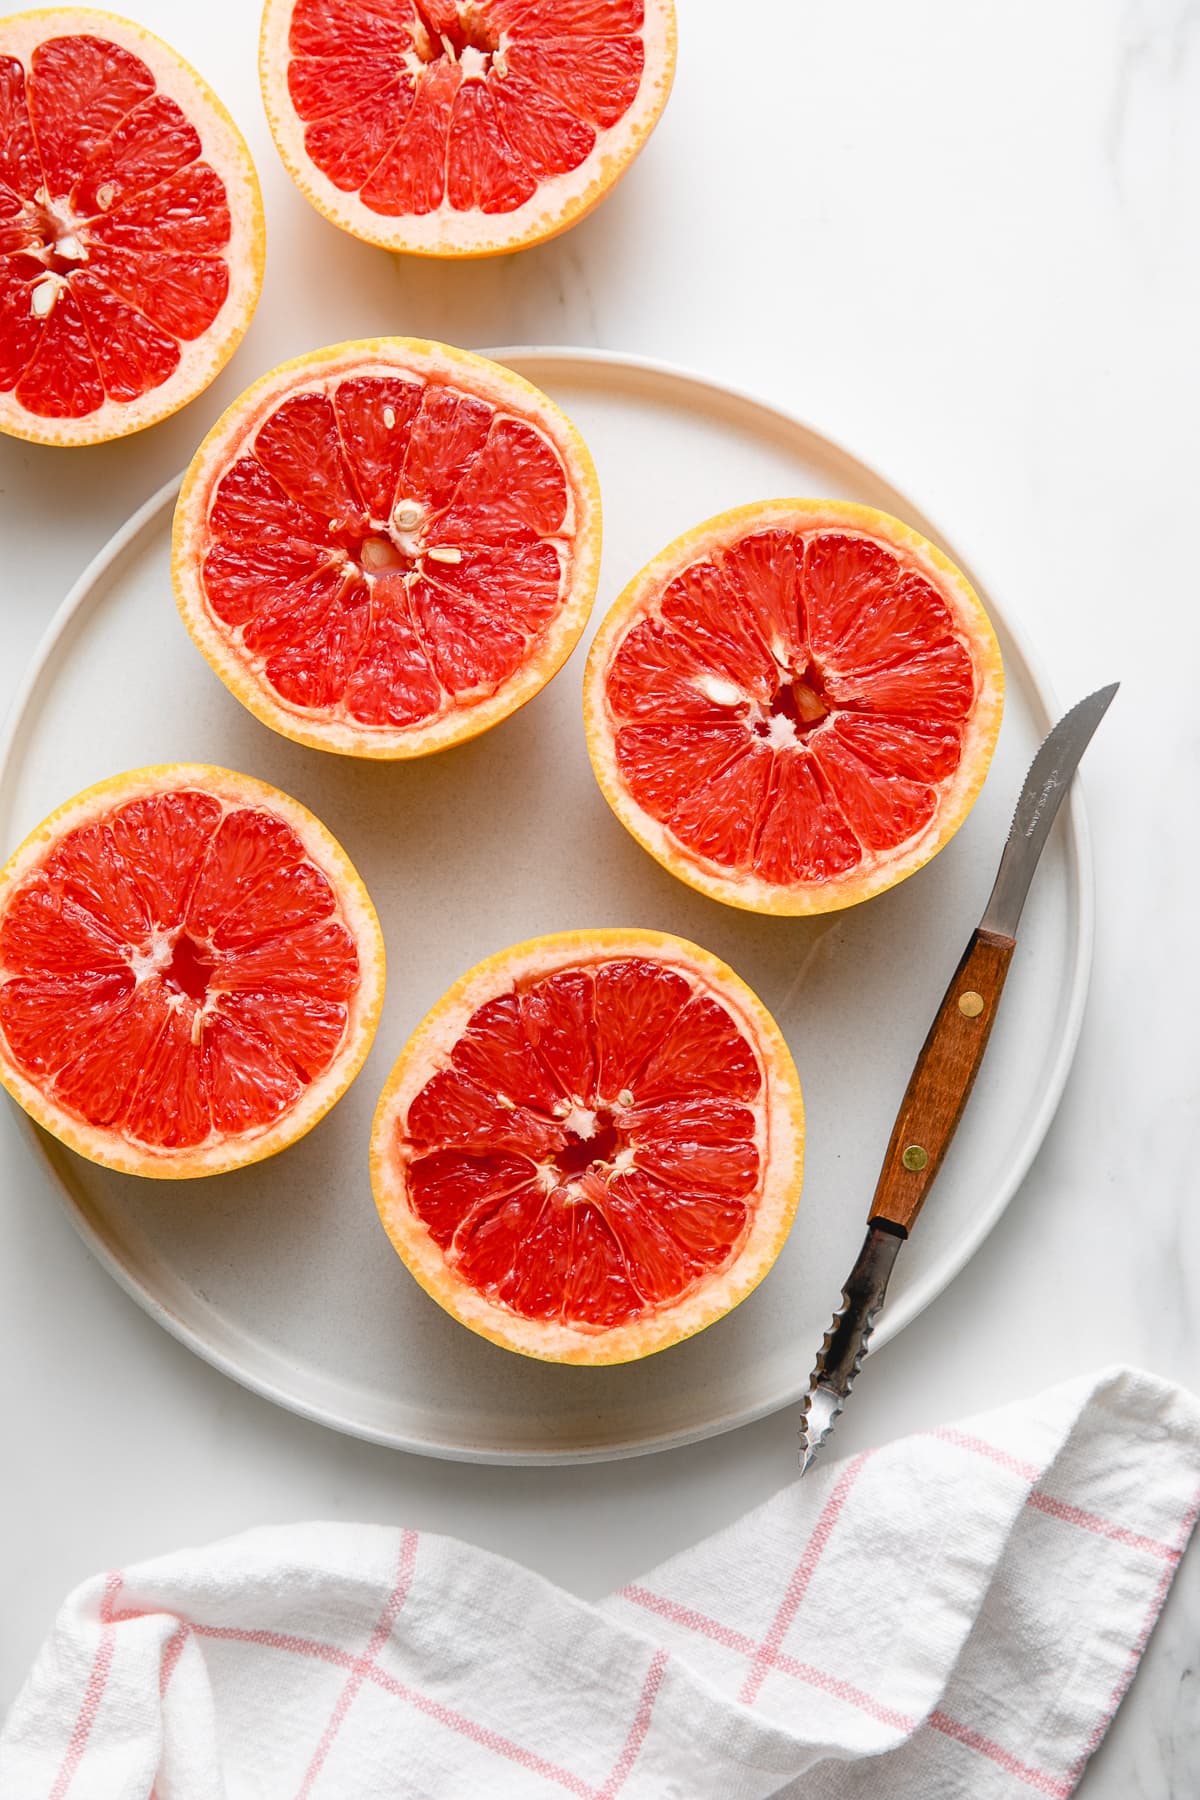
450 991 563 1112
334 376 424 517
660 560 779 701
1 880 128 976
342 584 444 727
220 915 362 994
28 30 155 193
592 954 689 1095
0 766 385 1178
434 416 569 538
0 9 264 445
506 36 643 127
44 819 150 938
0 972 134 1075
585 500 1005 915
410 576 525 693
405 1065 562 1159
301 85 410 191
219 989 348 1083
489 71 594 182
661 747 771 872
357 60 452 217
446 80 537 213
16 285 105 416
812 730 937 854
252 390 367 525
407 1148 538 1248
615 720 748 817
69 90 201 216
371 929 803 1364
521 968 594 1099
83 243 229 341
206 453 332 545
752 752 863 888
68 270 179 401
259 0 676 257
173 338 601 759
400 381 493 509
830 712 964 785
420 540 563 635
606 619 729 721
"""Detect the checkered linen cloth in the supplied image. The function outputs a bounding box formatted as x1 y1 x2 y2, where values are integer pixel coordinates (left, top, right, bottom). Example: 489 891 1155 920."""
3 1367 1198 1799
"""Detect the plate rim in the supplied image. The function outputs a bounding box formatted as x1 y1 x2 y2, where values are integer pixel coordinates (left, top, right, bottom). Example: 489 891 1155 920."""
0 344 1093 1463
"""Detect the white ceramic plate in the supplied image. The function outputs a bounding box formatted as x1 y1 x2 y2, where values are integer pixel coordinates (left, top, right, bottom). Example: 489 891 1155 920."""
0 348 1091 1463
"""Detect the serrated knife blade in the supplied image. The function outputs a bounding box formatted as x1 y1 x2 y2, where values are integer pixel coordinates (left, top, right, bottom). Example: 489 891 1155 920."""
798 684 1118 1473
799 1223 903 1473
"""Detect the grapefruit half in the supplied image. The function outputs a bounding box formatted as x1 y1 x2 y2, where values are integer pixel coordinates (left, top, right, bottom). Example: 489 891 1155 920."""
0 765 385 1178
258 0 676 257
172 337 602 758
370 929 804 1364
585 500 1005 915
0 8 264 446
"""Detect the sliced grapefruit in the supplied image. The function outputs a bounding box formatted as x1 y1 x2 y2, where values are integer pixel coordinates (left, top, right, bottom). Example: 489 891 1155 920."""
0 8 264 446
370 929 803 1364
258 0 676 258
173 337 602 758
584 500 1005 916
0 765 385 1178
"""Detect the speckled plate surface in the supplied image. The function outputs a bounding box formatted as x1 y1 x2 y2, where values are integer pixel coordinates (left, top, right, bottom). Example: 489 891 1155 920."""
0 349 1091 1462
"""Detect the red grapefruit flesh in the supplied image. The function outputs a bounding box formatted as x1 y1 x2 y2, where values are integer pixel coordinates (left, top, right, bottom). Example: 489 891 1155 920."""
173 337 602 758
258 0 677 257
371 929 804 1364
585 500 1005 915
0 9 264 446
0 765 385 1177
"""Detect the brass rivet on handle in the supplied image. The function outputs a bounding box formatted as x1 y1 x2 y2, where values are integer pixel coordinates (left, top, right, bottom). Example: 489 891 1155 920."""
902 1144 928 1172
958 990 985 1018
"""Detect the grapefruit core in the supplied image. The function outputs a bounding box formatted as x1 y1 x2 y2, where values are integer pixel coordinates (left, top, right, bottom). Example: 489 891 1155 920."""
258 0 677 257
370 929 804 1365
584 500 1005 916
172 337 602 759
0 9 264 446
0 765 385 1178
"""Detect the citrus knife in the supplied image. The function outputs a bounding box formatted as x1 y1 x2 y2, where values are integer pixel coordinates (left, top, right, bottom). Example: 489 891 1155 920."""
797 683 1119 1473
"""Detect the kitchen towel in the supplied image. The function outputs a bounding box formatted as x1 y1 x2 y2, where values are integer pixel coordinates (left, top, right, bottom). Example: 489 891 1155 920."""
3 1365 1198 1799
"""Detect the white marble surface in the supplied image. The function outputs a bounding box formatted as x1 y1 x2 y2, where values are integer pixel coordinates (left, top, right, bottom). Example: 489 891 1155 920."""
1 0 1197 1791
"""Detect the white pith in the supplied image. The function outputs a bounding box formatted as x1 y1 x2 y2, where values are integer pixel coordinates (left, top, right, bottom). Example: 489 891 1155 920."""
258 0 676 257
129 928 186 982
370 928 805 1365
0 8 265 448
0 764 386 1179
173 338 602 760
560 1103 597 1139
584 499 1005 917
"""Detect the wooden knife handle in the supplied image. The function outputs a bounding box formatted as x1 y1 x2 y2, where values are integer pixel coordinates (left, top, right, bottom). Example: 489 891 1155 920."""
868 927 1016 1234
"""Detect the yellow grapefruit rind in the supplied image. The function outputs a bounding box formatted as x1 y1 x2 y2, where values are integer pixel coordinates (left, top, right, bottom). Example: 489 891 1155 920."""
0 763 386 1178
172 336 603 759
370 927 805 1365
258 0 677 259
584 499 1006 917
0 8 265 448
